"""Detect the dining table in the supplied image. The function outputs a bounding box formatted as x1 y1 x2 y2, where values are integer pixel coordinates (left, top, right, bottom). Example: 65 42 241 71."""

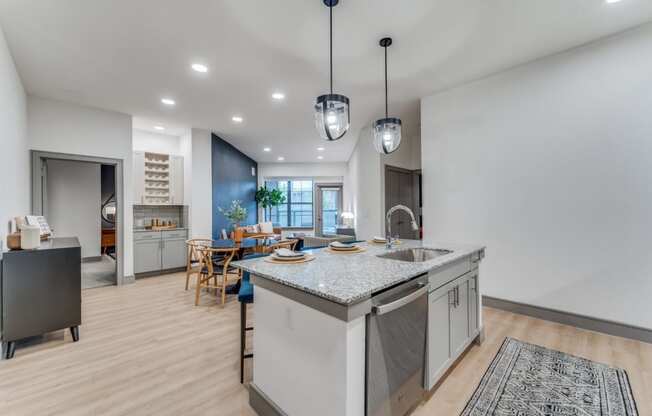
209 237 282 294
210 237 281 258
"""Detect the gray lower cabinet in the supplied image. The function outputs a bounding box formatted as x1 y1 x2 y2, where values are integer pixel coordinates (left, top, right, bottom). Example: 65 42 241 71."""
426 256 481 390
134 239 162 274
134 230 187 274
162 238 187 270
469 276 478 334
427 289 451 384
450 279 469 358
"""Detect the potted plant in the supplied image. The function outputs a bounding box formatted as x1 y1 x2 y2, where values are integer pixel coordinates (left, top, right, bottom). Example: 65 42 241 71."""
255 186 286 224
218 200 248 242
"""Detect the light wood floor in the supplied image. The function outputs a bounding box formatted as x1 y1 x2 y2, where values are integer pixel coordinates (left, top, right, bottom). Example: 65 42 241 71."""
0 273 650 416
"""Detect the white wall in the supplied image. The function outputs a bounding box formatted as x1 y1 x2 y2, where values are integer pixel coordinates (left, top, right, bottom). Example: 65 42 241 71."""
0 24 29 246
345 128 383 241
188 128 212 239
421 24 652 329
381 134 422 172
133 129 182 155
258 162 347 183
179 130 193 208
27 96 134 277
47 160 101 258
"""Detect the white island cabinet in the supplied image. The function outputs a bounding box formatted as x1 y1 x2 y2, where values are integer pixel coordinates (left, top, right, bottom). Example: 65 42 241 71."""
233 240 484 416
426 252 483 389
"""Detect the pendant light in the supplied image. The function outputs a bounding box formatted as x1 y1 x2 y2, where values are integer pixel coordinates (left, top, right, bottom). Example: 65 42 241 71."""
314 0 350 141
373 37 402 154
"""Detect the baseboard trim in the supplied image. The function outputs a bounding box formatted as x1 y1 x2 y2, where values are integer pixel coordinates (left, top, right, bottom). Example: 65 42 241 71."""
118 274 135 285
81 256 102 263
483 296 652 344
249 383 288 416
135 267 186 279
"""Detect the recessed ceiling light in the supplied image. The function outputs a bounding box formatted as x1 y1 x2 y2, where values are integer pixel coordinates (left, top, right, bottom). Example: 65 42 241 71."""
272 92 285 100
317 155 324 160
161 98 176 106
317 147 325 151
277 156 285 161
263 147 271 152
232 116 244 123
605 0 622 3
154 126 165 131
191 63 208 73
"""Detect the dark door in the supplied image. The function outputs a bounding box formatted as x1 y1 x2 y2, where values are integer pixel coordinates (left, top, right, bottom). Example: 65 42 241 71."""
385 165 419 239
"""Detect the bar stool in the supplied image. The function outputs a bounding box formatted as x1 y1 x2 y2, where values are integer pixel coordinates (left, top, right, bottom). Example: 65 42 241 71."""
238 252 268 383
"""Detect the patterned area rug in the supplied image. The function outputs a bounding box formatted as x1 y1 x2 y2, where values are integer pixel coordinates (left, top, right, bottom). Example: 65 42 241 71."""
461 338 638 416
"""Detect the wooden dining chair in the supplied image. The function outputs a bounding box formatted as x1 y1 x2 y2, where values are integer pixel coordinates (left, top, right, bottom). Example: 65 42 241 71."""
194 246 240 306
185 239 213 291
265 239 298 254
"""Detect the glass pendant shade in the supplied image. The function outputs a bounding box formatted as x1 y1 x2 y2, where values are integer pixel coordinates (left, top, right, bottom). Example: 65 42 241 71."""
373 117 402 154
314 94 350 141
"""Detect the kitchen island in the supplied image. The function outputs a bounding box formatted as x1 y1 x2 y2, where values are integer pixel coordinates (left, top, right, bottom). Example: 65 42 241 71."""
233 240 485 416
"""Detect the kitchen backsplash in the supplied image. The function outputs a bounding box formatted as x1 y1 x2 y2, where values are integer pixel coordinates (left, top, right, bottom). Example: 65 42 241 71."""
133 205 188 229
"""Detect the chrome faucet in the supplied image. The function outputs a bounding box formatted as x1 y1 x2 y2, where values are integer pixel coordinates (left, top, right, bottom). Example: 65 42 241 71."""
385 205 419 249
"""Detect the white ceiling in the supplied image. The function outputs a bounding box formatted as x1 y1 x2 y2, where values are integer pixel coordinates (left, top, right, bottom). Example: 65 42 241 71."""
1 0 651 162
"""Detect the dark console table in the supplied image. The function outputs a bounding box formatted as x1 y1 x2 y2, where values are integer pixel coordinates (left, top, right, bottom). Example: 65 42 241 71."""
1 237 81 359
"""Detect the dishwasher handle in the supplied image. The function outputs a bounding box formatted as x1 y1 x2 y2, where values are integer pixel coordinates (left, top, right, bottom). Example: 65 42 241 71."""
372 284 429 316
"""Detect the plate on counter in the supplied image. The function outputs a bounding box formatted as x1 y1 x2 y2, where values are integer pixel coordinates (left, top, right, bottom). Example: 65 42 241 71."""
264 254 315 264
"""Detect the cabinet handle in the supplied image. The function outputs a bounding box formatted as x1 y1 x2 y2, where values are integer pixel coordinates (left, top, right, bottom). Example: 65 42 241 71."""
455 287 459 307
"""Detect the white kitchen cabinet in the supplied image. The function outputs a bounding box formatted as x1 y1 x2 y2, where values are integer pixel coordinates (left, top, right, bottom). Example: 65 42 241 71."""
426 255 482 390
169 155 184 205
469 276 478 335
133 151 184 205
133 151 146 205
450 278 469 358
427 287 451 385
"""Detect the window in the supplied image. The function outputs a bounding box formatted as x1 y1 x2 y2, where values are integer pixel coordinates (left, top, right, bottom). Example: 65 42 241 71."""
264 179 313 228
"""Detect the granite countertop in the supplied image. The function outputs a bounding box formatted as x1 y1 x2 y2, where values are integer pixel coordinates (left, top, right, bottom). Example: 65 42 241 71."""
232 240 484 306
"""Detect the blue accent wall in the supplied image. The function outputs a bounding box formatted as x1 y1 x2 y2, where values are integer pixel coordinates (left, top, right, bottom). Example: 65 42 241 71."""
212 134 258 239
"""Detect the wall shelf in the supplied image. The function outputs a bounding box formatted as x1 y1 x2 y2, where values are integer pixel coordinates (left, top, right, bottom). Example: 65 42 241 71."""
134 151 184 205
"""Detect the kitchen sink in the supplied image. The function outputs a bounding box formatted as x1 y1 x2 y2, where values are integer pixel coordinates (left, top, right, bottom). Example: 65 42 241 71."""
378 248 453 262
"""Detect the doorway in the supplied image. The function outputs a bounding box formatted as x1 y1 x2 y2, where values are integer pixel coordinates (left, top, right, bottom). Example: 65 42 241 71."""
385 165 421 240
315 183 343 236
31 151 125 287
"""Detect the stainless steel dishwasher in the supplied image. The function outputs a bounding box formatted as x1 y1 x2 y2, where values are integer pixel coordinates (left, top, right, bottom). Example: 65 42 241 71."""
366 274 429 416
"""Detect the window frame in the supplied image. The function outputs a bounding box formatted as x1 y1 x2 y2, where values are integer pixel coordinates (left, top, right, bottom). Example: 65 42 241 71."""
264 178 315 230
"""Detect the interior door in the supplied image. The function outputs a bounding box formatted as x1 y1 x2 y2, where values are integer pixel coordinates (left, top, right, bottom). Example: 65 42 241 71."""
315 184 342 236
385 165 419 239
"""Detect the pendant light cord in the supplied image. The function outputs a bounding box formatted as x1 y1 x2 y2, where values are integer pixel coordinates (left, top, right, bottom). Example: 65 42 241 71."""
329 5 333 94
384 45 388 118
